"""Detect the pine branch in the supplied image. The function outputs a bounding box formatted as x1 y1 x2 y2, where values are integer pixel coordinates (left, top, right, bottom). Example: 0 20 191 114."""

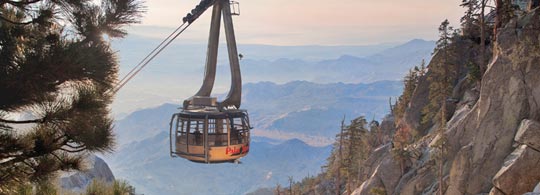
65 142 86 149
50 152 63 162
1 0 42 6
0 155 30 167
60 147 86 153
21 161 34 172
0 14 34 25
0 134 65 162
0 152 24 159
0 118 45 124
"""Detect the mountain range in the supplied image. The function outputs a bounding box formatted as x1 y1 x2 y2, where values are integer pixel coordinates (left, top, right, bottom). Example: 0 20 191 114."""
242 80 402 142
110 38 434 116
114 80 403 147
239 39 434 84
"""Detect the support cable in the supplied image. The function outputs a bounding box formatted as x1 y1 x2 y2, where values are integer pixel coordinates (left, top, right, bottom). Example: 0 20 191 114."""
111 22 191 94
115 22 186 90
111 0 217 94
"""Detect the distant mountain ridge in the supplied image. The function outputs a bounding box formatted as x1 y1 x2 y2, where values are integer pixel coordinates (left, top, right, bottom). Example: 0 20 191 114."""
242 80 403 141
113 80 403 146
114 103 177 146
239 39 435 84
113 34 400 62
110 39 434 116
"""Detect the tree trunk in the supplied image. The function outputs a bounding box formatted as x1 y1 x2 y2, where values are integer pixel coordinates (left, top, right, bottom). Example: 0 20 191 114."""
337 118 345 195
289 177 293 195
346 124 354 195
346 177 351 195
439 56 449 195
439 154 444 195
480 0 487 76
495 0 513 33
400 155 404 175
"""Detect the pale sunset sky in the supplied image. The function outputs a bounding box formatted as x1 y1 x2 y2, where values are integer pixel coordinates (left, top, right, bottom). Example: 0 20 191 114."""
129 0 465 46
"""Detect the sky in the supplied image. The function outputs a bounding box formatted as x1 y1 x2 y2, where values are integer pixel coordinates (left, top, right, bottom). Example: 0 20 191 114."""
127 0 466 46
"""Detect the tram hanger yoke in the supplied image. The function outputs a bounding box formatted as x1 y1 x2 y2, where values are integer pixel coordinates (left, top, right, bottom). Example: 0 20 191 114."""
183 0 242 111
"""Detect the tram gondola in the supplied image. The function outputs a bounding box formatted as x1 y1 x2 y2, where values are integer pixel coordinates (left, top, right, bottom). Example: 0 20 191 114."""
169 0 251 163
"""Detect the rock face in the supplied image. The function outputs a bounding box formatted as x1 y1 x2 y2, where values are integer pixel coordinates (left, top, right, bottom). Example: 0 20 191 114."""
402 71 430 134
352 145 401 195
445 9 540 194
353 8 540 195
514 119 540 151
491 145 540 195
488 119 540 195
59 155 115 192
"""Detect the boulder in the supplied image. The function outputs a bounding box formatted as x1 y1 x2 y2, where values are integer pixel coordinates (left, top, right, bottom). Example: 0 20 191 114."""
514 119 540 151
353 147 402 195
361 143 392 179
457 81 480 108
59 155 115 192
492 145 540 195
403 73 430 134
377 153 404 195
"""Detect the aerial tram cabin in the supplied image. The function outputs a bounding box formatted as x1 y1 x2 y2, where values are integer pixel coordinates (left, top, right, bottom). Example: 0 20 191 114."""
169 104 251 163
168 0 251 163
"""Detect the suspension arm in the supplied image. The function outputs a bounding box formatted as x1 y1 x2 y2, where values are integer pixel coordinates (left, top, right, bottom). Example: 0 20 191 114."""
182 0 216 24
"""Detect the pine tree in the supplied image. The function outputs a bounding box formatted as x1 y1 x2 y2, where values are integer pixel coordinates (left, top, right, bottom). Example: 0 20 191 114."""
394 60 425 121
420 59 427 75
421 19 456 129
434 19 453 55
369 119 382 147
83 179 136 195
288 176 294 195
424 20 457 195
460 0 490 78
336 116 346 195
342 116 368 193
275 183 283 195
495 0 514 31
460 0 480 38
418 23 457 193
0 0 143 191
321 119 347 194
323 116 371 194
479 0 487 76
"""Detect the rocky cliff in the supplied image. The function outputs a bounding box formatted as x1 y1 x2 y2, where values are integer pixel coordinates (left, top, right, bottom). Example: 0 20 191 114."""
353 8 540 195
59 155 116 192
